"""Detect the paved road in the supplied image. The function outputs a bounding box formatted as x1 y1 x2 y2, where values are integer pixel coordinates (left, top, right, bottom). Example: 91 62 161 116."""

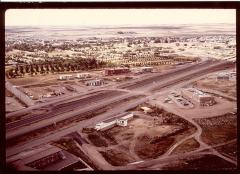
6 96 148 157
6 90 125 130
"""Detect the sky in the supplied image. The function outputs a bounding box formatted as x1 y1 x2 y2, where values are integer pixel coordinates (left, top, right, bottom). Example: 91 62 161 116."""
5 9 236 26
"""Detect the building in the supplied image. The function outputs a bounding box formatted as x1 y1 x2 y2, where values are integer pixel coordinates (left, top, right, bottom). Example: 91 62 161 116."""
58 74 73 80
85 79 104 86
116 113 134 127
95 121 116 131
105 67 130 76
216 72 230 81
95 112 134 131
8 144 89 171
181 88 215 106
131 67 153 74
76 73 91 79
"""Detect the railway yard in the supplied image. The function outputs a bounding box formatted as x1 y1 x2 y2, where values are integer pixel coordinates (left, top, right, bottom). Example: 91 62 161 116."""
5 58 237 170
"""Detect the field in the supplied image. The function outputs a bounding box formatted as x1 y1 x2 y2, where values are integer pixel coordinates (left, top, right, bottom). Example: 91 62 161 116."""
171 138 200 154
193 113 237 145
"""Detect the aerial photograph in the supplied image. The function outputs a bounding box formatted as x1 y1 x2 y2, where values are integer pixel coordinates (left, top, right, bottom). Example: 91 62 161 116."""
5 9 236 171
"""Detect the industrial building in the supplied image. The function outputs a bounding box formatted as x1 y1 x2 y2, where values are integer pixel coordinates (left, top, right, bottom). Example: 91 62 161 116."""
104 67 130 76
85 79 104 86
181 88 215 106
95 112 134 131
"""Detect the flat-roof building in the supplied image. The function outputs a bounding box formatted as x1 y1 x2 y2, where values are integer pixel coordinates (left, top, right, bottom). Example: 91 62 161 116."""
58 74 73 80
85 79 104 86
105 67 130 76
76 73 91 79
181 88 215 106
95 112 134 131
217 72 230 81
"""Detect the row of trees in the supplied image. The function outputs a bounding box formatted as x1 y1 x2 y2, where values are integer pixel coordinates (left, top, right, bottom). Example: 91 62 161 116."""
6 58 108 79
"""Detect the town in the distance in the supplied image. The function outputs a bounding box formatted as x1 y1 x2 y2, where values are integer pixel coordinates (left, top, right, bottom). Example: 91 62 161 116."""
5 24 236 170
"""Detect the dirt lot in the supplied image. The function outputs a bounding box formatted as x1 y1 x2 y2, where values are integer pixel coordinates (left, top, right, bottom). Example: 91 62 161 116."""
83 106 197 166
162 154 236 170
194 76 236 97
193 113 237 145
171 138 200 154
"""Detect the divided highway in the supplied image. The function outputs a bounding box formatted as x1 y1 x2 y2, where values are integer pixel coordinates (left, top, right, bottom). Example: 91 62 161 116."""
6 90 126 130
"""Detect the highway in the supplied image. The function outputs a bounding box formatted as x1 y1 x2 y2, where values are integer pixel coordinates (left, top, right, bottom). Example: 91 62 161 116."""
120 60 233 91
6 90 125 130
119 60 211 90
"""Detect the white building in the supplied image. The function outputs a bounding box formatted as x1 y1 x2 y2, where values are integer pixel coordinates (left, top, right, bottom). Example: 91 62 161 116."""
216 72 230 81
95 121 116 131
58 74 73 80
116 113 134 127
76 73 91 79
95 112 134 131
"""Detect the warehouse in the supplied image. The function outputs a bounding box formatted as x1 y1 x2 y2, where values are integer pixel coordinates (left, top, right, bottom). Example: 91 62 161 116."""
104 67 130 76
85 79 104 86
181 88 215 106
